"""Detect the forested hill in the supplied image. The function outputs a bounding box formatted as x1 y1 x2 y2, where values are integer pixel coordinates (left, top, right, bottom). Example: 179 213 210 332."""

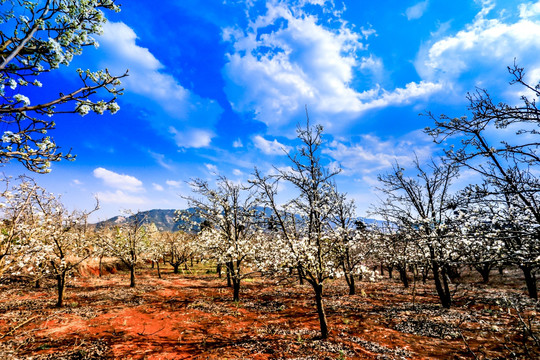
94 209 194 232
94 208 384 232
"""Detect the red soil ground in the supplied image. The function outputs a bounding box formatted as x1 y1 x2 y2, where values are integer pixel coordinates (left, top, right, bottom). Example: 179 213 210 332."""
0 264 538 359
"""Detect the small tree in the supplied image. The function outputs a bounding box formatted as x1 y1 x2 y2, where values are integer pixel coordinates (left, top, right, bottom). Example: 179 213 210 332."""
0 0 127 173
327 189 373 295
251 118 342 339
99 212 151 287
0 176 96 307
0 176 40 278
32 189 97 307
163 231 195 274
186 176 261 302
374 158 461 308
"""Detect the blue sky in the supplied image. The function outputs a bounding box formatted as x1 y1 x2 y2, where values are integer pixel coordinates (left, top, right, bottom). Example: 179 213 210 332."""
4 0 540 221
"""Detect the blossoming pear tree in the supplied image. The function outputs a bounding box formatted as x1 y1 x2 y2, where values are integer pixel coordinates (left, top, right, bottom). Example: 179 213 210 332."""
426 64 540 298
186 176 262 302
326 187 375 295
250 118 343 339
0 0 127 173
98 212 152 288
374 158 461 308
0 176 97 307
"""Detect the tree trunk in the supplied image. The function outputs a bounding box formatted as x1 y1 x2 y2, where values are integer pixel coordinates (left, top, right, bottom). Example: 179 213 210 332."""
56 272 66 307
157 260 162 279
99 255 103 277
346 274 355 295
388 266 393 279
217 263 222 278
233 279 241 302
173 264 180 274
129 266 136 288
475 263 492 284
520 264 538 299
35 278 41 289
151 261 154 269
432 262 451 308
298 265 304 285
398 266 409 288
342 264 355 295
226 262 232 287
312 282 329 339
421 264 430 284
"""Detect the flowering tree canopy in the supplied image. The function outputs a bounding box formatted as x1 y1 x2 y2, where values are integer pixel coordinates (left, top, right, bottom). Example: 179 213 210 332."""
0 0 127 173
426 64 540 299
186 176 262 301
251 118 342 339
374 158 460 308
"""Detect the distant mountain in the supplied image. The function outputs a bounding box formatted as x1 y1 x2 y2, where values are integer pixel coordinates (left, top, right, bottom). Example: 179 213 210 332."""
93 208 385 232
94 209 196 232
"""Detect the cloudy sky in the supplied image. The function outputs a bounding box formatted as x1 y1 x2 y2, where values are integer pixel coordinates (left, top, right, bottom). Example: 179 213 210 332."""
4 0 540 221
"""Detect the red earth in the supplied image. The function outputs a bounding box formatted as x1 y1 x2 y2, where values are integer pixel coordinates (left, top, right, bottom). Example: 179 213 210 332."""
0 263 538 359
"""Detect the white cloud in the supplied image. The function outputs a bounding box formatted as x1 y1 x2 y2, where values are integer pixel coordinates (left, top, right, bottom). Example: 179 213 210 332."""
96 190 146 205
72 179 82 185
323 131 435 175
416 2 540 87
253 135 292 155
169 127 214 148
223 1 442 136
166 180 182 188
405 1 429 20
233 138 243 148
98 22 221 147
93 167 144 193
233 169 243 176
149 151 174 170
205 163 219 174
152 183 164 191
519 1 540 19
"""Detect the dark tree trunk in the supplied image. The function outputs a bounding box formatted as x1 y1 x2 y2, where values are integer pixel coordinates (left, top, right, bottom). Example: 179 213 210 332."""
226 262 232 287
298 266 304 285
172 264 180 274
520 264 538 299
217 263 222 278
129 266 136 288
151 261 154 269
233 279 241 302
447 265 461 281
157 260 162 279
380 263 384 276
99 255 103 277
421 265 430 284
56 272 66 308
35 278 41 288
432 262 451 308
475 263 492 284
388 266 393 279
312 282 329 339
347 275 356 295
342 263 355 295
398 265 409 288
